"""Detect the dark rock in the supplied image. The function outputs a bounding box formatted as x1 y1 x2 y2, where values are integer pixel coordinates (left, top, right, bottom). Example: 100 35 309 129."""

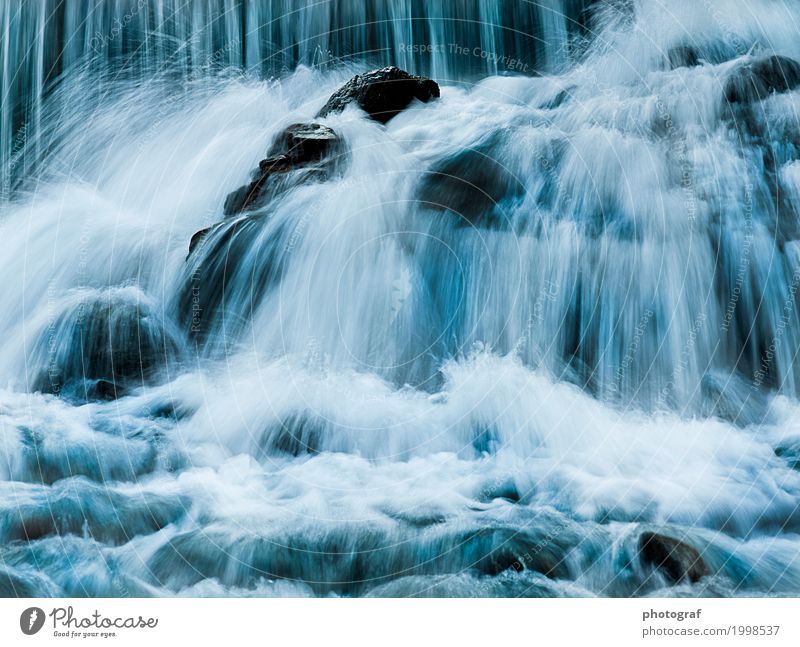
699 371 772 427
4 479 185 545
222 184 255 216
466 526 575 579
223 155 294 215
543 86 574 109
147 517 578 596
179 215 287 341
34 291 182 395
87 379 128 401
316 66 440 124
223 123 342 216
667 45 700 69
416 132 524 227
268 122 339 163
188 227 211 255
265 412 323 456
639 532 709 584
724 55 800 104
257 154 293 173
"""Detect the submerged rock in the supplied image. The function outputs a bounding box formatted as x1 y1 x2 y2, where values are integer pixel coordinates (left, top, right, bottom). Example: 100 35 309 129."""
0 567 56 597
639 532 709 584
775 438 800 470
33 288 183 398
316 66 440 123
699 371 772 427
147 516 579 596
87 379 129 401
223 123 342 216
724 55 800 104
2 479 185 545
180 215 288 341
667 44 700 69
416 132 525 227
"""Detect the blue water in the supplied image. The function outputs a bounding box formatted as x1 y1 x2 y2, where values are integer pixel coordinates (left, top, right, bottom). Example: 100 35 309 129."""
1 0 800 597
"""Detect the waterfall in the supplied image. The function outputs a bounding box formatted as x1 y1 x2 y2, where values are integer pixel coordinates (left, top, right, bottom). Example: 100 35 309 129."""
0 0 591 195
1 0 800 598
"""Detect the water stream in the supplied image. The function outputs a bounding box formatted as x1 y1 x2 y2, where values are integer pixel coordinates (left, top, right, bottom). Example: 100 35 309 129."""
1 0 800 597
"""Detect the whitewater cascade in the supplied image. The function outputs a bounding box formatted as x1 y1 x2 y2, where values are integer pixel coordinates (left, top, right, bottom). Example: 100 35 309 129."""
0 0 591 193
1 0 800 597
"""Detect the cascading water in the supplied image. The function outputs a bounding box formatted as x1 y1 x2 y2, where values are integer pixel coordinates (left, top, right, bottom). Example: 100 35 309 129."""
0 0 591 194
1 0 800 597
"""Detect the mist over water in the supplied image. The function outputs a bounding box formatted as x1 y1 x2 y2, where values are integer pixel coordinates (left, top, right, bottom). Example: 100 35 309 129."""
2 0 800 597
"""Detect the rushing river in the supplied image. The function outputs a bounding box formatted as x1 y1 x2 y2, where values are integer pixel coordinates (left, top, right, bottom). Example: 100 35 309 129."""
1 0 800 597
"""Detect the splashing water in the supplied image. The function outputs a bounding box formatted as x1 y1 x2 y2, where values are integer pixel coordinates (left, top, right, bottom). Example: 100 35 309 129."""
1 0 800 597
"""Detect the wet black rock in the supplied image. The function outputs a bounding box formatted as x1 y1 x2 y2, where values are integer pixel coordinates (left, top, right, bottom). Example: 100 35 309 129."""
724 55 800 104
223 123 342 216
222 156 293 215
268 122 340 162
2 478 186 545
87 379 129 401
470 526 575 579
180 215 288 341
34 291 182 397
639 531 709 584
667 44 700 69
316 66 440 124
416 132 525 227
543 85 574 109
147 518 579 596
698 371 772 428
188 226 212 255
265 412 324 457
